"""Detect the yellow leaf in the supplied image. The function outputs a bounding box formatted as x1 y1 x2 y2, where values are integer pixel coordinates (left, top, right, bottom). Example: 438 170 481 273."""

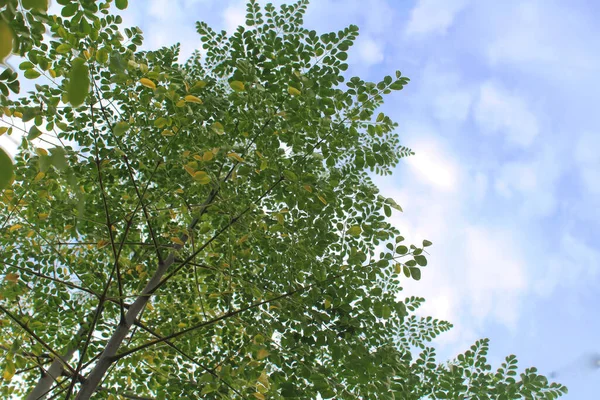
8 224 22 232
13 111 23 118
3 365 15 381
253 393 265 400
317 194 327 205
4 273 19 283
303 185 313 193
161 129 174 136
26 230 35 238
184 165 196 177
154 117 167 128
97 239 109 249
176 99 186 107
177 322 186 328
257 348 269 360
237 234 249 244
182 150 190 157
65 225 74 230
175 188 184 194
38 213 49 220
184 95 203 104
139 78 156 89
229 80 245 92
193 171 211 185
394 263 401 274
192 80 207 90
146 302 154 311
35 148 48 156
227 152 244 163
288 86 301 96
48 69 57 78
211 122 225 135
193 154 203 161
202 151 214 161
0 127 7 135
171 237 184 246
33 172 45 182
257 371 269 387
324 299 331 309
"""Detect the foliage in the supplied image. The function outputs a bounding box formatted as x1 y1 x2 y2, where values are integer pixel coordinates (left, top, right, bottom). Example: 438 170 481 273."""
0 0 567 399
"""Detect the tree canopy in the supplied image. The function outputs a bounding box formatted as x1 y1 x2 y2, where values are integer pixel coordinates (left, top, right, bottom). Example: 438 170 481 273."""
0 0 567 399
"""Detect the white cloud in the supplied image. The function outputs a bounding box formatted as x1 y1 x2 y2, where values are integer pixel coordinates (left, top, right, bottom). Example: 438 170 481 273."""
406 136 459 192
493 145 562 219
485 0 600 82
474 81 539 148
405 0 470 37
356 37 384 66
574 132 600 195
463 226 527 331
432 90 472 123
413 64 474 125
223 3 246 34
534 233 600 297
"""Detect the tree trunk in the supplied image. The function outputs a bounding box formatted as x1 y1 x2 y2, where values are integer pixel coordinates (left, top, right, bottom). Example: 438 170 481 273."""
26 323 87 400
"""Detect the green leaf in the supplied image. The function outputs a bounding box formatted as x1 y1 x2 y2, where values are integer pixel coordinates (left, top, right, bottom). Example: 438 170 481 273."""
21 0 48 11
56 44 72 54
347 225 362 236
19 61 34 70
66 58 90 107
0 147 13 191
414 255 427 266
423 239 432 247
49 147 67 171
382 304 391 319
61 4 78 17
410 267 421 280
282 170 297 181
27 126 42 140
24 69 41 79
115 0 128 10
0 21 12 63
96 47 109 64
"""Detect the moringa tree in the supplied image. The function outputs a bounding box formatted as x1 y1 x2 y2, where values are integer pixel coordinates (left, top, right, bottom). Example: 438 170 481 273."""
0 0 567 398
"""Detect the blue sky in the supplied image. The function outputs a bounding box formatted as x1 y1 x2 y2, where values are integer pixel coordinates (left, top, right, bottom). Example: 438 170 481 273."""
4 0 599 397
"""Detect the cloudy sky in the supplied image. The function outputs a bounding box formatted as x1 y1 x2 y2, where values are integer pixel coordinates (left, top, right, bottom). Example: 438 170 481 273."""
4 0 599 397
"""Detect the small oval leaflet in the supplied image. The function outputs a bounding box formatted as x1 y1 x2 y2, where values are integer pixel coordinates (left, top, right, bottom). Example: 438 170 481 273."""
21 0 48 10
347 225 362 236
229 80 245 92
139 78 156 90
0 147 13 191
67 58 90 107
113 121 129 136
184 95 203 104
115 0 128 10
0 21 13 62
288 86 301 96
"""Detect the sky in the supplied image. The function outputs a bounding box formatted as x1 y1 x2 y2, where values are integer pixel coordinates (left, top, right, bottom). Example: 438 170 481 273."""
3 0 600 397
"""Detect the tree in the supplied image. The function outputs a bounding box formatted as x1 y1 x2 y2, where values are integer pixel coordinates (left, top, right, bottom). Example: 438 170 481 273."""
0 0 567 398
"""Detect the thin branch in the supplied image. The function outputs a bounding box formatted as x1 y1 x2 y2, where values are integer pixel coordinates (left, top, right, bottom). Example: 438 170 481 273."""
0 305 76 376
